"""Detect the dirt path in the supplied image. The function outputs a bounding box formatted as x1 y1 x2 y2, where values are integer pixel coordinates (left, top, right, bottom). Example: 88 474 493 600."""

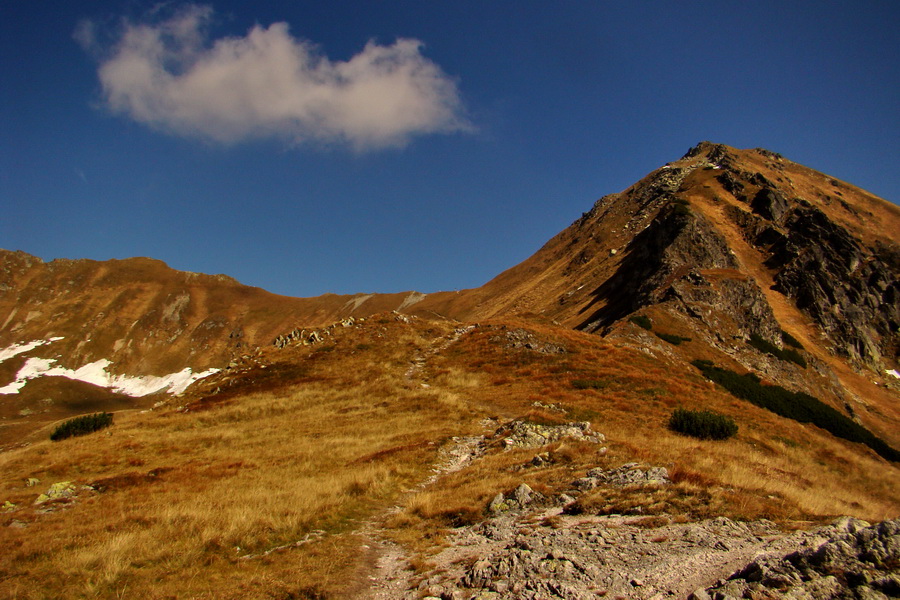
357 433 489 600
405 325 475 384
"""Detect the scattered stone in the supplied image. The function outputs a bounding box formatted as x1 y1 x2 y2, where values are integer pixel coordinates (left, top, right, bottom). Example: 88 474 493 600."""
531 401 566 414
495 420 604 449
531 452 551 467
573 463 670 491
704 518 900 599
557 494 576 506
3 500 17 511
490 328 567 354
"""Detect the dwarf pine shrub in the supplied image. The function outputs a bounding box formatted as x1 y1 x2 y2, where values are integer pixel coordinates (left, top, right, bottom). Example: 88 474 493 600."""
668 408 737 440
692 360 900 462
656 332 692 345
780 330 804 349
629 315 652 330
748 333 807 368
50 412 113 441
572 379 609 390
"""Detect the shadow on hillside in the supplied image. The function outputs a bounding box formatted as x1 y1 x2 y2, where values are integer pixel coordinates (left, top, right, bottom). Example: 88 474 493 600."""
576 211 685 332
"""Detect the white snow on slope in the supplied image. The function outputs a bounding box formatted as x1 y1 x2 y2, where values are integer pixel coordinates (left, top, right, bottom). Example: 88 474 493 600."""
0 337 65 363
0 356 218 396
887 369 900 379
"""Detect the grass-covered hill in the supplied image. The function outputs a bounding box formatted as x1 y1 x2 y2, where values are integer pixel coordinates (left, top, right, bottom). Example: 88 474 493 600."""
1 314 897 598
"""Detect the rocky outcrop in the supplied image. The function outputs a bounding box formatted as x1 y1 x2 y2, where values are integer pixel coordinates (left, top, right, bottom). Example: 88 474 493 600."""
751 188 789 223
769 206 899 367
272 317 361 349
577 195 783 344
700 517 900 600
493 420 605 449
578 204 738 332
489 328 567 354
488 483 545 515
725 184 900 367
572 462 670 492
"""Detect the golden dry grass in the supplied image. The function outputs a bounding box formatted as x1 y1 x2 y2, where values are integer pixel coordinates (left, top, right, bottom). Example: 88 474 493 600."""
1 315 898 599
0 318 479 599
384 318 899 556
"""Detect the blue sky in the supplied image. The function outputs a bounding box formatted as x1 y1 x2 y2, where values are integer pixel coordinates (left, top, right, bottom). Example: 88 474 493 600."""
2 1 898 297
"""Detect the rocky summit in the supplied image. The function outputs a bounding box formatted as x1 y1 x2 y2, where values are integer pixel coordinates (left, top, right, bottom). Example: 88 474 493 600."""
0 143 898 599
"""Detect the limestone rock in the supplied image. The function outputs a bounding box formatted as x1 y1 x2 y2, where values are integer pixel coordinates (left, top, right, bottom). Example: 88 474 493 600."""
495 420 604 449
488 483 543 515
34 481 77 504
573 463 671 491
704 518 900 599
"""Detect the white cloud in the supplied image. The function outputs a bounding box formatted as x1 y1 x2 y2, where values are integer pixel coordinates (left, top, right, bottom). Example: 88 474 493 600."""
79 5 472 150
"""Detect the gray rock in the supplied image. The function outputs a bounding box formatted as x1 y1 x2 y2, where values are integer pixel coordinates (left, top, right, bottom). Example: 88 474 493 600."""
751 188 789 223
495 420 605 449
574 463 671 490
512 484 533 506
705 518 900 599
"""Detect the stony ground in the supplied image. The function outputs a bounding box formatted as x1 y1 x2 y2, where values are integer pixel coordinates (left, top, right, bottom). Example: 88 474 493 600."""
366 505 898 600
357 423 899 600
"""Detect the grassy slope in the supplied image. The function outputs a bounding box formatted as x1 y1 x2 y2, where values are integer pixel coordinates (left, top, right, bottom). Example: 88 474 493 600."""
1 315 897 599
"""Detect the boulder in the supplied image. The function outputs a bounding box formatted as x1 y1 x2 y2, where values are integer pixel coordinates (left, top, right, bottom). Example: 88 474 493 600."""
34 481 77 504
751 188 789 223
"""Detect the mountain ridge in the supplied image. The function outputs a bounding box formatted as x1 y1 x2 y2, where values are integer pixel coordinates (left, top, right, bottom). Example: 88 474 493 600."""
2 142 899 599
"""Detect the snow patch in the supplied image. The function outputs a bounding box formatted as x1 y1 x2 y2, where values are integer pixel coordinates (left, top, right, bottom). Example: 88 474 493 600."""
887 369 900 379
0 337 65 364
0 356 218 397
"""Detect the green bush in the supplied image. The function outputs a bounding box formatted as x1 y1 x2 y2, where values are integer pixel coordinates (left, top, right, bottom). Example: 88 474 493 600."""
629 315 652 330
780 330 804 349
692 360 900 462
670 201 692 217
50 412 113 441
748 334 807 368
669 408 737 440
656 332 692 345
572 379 609 390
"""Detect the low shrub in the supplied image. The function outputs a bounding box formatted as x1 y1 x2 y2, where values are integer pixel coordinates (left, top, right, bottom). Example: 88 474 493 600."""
748 334 807 368
780 330 804 349
670 201 692 217
668 408 737 440
629 315 652 330
50 412 113 441
572 379 609 390
656 332 691 345
692 360 900 462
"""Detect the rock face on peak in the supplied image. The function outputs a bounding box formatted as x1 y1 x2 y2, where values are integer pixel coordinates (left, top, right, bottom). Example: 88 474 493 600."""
409 141 899 449
461 141 899 374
